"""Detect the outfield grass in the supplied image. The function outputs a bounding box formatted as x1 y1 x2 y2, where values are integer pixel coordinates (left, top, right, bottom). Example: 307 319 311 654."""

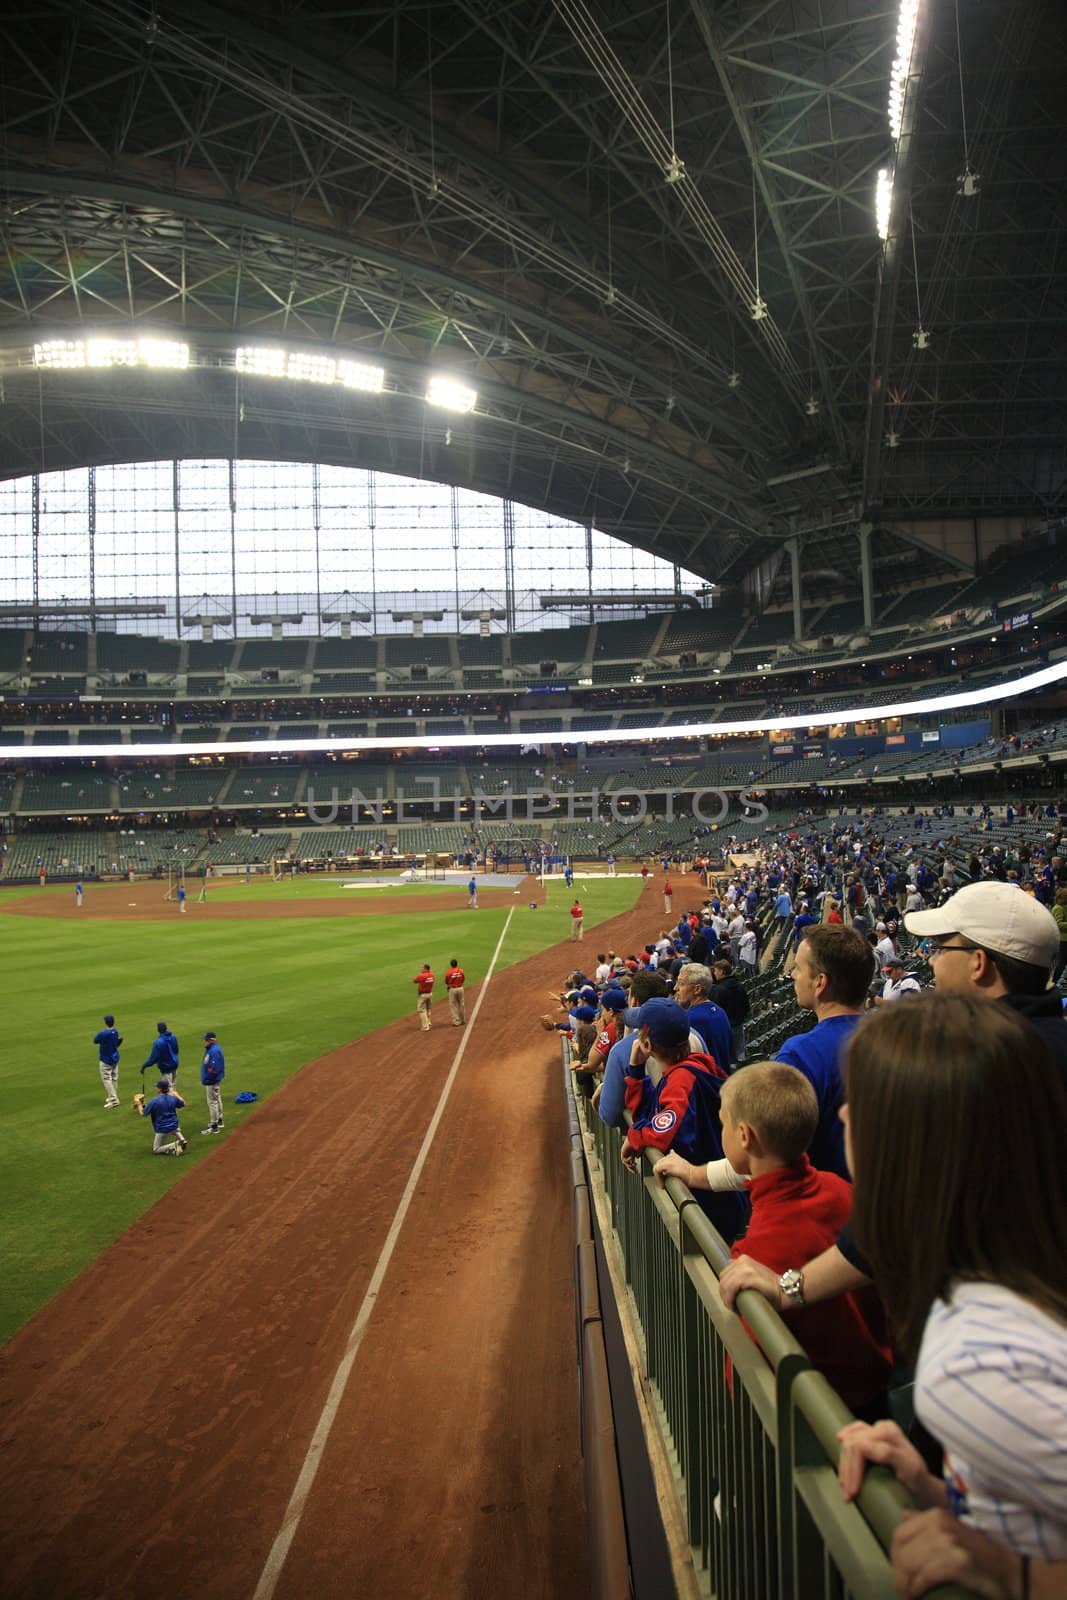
0 876 640 1342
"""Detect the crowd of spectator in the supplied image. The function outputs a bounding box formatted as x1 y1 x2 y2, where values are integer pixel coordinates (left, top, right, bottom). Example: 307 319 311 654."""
554 819 1067 1597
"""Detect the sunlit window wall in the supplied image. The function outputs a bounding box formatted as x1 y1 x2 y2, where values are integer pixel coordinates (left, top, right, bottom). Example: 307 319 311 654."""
0 460 706 635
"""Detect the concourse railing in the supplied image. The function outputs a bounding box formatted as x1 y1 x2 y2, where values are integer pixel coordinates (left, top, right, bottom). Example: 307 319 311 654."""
572 1069 976 1600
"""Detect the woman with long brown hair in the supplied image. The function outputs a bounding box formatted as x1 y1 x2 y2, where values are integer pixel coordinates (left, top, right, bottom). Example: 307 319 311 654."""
837 992 1067 1596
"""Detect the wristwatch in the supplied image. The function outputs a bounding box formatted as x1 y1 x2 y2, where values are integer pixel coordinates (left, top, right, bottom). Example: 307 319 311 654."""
779 1268 805 1309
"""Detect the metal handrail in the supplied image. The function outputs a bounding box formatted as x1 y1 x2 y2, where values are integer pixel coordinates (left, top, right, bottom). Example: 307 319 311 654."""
575 1086 975 1598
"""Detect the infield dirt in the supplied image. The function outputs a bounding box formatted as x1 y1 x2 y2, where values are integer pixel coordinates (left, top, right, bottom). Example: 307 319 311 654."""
3 877 539 921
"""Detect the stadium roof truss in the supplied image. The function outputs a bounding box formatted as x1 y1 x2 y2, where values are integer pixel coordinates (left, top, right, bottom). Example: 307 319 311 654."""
0 0 1063 598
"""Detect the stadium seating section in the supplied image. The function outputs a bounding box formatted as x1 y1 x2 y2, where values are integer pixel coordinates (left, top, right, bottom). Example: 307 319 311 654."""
594 616 662 659
314 636 380 669
384 634 452 668
228 767 302 806
186 640 235 671
96 632 182 674
239 638 310 670
659 610 739 652
2 832 108 877
456 635 503 666
510 626 590 665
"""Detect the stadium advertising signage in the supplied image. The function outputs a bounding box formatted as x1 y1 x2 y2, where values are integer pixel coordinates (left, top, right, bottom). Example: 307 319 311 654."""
771 744 795 757
885 734 906 746
1001 611 1032 632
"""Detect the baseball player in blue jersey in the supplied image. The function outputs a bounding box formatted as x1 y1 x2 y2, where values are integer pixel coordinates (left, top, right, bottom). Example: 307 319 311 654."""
200 1030 225 1134
468 875 478 909
141 1021 179 1087
93 1014 123 1108
620 998 747 1243
134 1080 187 1156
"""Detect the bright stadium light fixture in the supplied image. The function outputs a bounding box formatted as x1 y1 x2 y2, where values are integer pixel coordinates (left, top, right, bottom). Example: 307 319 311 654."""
338 359 385 393
6 658 1067 763
33 339 86 369
876 168 893 241
875 1 922 238
889 0 920 143
86 339 138 367
236 346 287 377
286 351 337 384
138 338 189 369
426 375 477 413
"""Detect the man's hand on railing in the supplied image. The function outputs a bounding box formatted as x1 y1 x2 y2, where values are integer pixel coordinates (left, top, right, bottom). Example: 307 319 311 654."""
836 1420 942 1507
590 1083 602 1110
620 1138 639 1173
891 1508 1047 1600
718 1254 783 1312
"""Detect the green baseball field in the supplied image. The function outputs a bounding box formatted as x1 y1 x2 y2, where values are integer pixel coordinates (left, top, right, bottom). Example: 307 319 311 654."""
0 872 642 1342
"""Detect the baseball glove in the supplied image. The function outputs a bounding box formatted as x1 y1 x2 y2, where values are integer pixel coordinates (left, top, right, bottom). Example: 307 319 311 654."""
132 1092 145 1113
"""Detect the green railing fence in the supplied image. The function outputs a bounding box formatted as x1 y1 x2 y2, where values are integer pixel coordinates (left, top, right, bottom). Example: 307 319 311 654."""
573 1072 976 1600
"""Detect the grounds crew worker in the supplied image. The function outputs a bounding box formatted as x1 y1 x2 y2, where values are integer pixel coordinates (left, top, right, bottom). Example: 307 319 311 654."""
445 958 466 1026
414 964 435 1030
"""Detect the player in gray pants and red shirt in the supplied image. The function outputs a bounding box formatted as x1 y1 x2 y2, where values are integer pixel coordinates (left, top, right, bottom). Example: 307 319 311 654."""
200 1030 225 1135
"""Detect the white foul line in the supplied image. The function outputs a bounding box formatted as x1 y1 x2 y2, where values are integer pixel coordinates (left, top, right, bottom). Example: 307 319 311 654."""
251 906 515 1600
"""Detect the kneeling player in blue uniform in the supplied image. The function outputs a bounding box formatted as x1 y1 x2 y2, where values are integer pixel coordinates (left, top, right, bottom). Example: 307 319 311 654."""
135 1079 187 1156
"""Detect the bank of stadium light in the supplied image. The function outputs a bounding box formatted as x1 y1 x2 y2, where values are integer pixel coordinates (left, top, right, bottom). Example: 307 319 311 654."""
338 359 385 393
86 339 138 367
425 375 477 413
888 0 920 144
876 0 922 240
33 339 86 369
875 168 893 242
7 658 1067 763
236 346 286 378
286 351 336 384
138 338 189 368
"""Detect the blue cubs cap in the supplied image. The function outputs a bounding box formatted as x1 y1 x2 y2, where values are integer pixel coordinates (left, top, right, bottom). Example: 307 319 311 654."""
157 1021 168 1032
104 1014 115 1025
572 1005 597 1023
598 988 628 1011
626 998 691 1048
155 1079 171 1091
203 1030 217 1041
579 985 598 1003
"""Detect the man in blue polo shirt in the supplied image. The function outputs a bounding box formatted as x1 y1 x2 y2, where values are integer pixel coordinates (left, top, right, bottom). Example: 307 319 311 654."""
775 925 872 1178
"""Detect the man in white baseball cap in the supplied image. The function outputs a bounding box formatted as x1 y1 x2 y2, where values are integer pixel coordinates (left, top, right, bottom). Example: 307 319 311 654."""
905 880 1067 1079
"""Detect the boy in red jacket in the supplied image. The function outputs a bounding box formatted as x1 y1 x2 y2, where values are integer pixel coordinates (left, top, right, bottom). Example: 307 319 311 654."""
659 1060 891 1415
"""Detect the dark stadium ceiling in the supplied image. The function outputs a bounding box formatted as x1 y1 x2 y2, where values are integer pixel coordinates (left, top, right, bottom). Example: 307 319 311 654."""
0 0 1064 598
